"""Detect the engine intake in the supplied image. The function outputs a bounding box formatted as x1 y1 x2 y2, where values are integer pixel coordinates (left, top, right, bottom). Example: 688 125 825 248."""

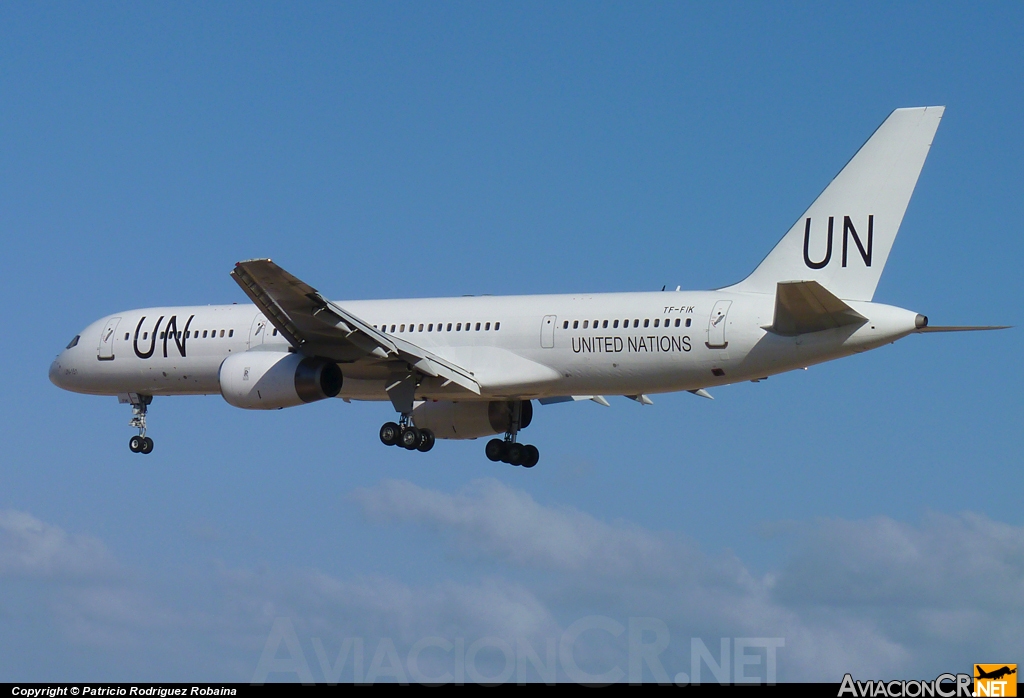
220 351 342 410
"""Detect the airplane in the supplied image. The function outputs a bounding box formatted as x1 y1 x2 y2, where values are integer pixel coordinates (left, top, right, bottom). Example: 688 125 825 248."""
49 106 1006 467
975 666 1016 681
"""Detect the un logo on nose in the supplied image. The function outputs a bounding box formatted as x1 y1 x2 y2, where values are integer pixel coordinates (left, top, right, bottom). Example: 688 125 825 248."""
802 215 874 270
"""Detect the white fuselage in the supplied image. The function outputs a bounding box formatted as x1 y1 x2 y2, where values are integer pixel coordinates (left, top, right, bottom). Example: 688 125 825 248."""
49 290 921 402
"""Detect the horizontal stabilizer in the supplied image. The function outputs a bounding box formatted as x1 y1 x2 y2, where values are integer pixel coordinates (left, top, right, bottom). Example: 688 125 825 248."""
915 325 1010 333
769 280 867 336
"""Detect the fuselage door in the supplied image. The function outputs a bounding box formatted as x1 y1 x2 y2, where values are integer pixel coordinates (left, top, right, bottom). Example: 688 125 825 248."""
98 317 121 360
249 314 268 349
706 301 732 349
541 315 557 348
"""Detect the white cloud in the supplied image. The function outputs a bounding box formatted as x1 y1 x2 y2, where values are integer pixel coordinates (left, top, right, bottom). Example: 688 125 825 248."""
351 479 1024 680
352 478 737 583
0 510 115 579
772 511 1024 673
774 512 1024 610
2 489 1022 682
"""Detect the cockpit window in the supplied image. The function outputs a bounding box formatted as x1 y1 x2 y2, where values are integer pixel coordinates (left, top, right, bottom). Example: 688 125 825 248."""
66 335 80 349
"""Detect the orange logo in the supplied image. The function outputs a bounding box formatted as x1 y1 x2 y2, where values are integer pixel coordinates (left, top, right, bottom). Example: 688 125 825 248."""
975 665 1017 697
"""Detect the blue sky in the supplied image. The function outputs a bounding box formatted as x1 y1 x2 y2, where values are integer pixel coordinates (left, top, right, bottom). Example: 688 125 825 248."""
1 2 1022 683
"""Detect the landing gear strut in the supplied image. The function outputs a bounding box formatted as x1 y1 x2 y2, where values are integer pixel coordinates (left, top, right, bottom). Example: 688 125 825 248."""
485 400 539 468
122 393 154 455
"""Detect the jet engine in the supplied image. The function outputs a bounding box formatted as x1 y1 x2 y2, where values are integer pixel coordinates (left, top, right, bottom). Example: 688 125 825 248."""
412 399 532 440
219 351 342 410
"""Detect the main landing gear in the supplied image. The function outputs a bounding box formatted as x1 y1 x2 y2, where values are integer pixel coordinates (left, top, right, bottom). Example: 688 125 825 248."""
123 393 154 455
381 373 435 454
486 400 539 468
380 414 435 453
485 439 539 468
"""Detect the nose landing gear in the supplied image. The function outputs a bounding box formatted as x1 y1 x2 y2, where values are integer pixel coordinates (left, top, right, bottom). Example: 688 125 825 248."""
122 393 154 454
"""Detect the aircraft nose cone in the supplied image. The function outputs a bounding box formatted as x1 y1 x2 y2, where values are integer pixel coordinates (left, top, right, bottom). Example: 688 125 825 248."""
49 354 66 389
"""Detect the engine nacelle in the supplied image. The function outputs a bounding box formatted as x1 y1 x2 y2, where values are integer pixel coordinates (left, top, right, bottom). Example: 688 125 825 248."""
219 351 342 410
412 399 532 440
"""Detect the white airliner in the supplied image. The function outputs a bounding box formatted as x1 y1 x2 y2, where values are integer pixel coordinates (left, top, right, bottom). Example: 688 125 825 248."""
49 106 1004 466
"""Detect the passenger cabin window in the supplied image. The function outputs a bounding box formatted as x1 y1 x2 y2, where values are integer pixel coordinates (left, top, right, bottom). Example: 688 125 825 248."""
643 319 650 328
583 320 589 329
229 330 234 337
686 318 692 327
485 322 491 330
602 320 608 328
613 320 619 328
220 330 225 337
203 330 208 338
495 322 500 330
654 319 660 328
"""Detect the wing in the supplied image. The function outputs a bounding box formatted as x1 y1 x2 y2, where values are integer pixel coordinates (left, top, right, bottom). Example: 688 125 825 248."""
230 259 480 395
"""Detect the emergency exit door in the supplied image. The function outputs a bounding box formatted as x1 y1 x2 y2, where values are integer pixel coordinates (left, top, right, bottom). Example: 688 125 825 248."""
98 317 120 360
706 301 731 349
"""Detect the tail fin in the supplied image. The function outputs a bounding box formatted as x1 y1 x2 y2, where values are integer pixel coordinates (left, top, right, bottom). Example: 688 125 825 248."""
725 106 944 301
